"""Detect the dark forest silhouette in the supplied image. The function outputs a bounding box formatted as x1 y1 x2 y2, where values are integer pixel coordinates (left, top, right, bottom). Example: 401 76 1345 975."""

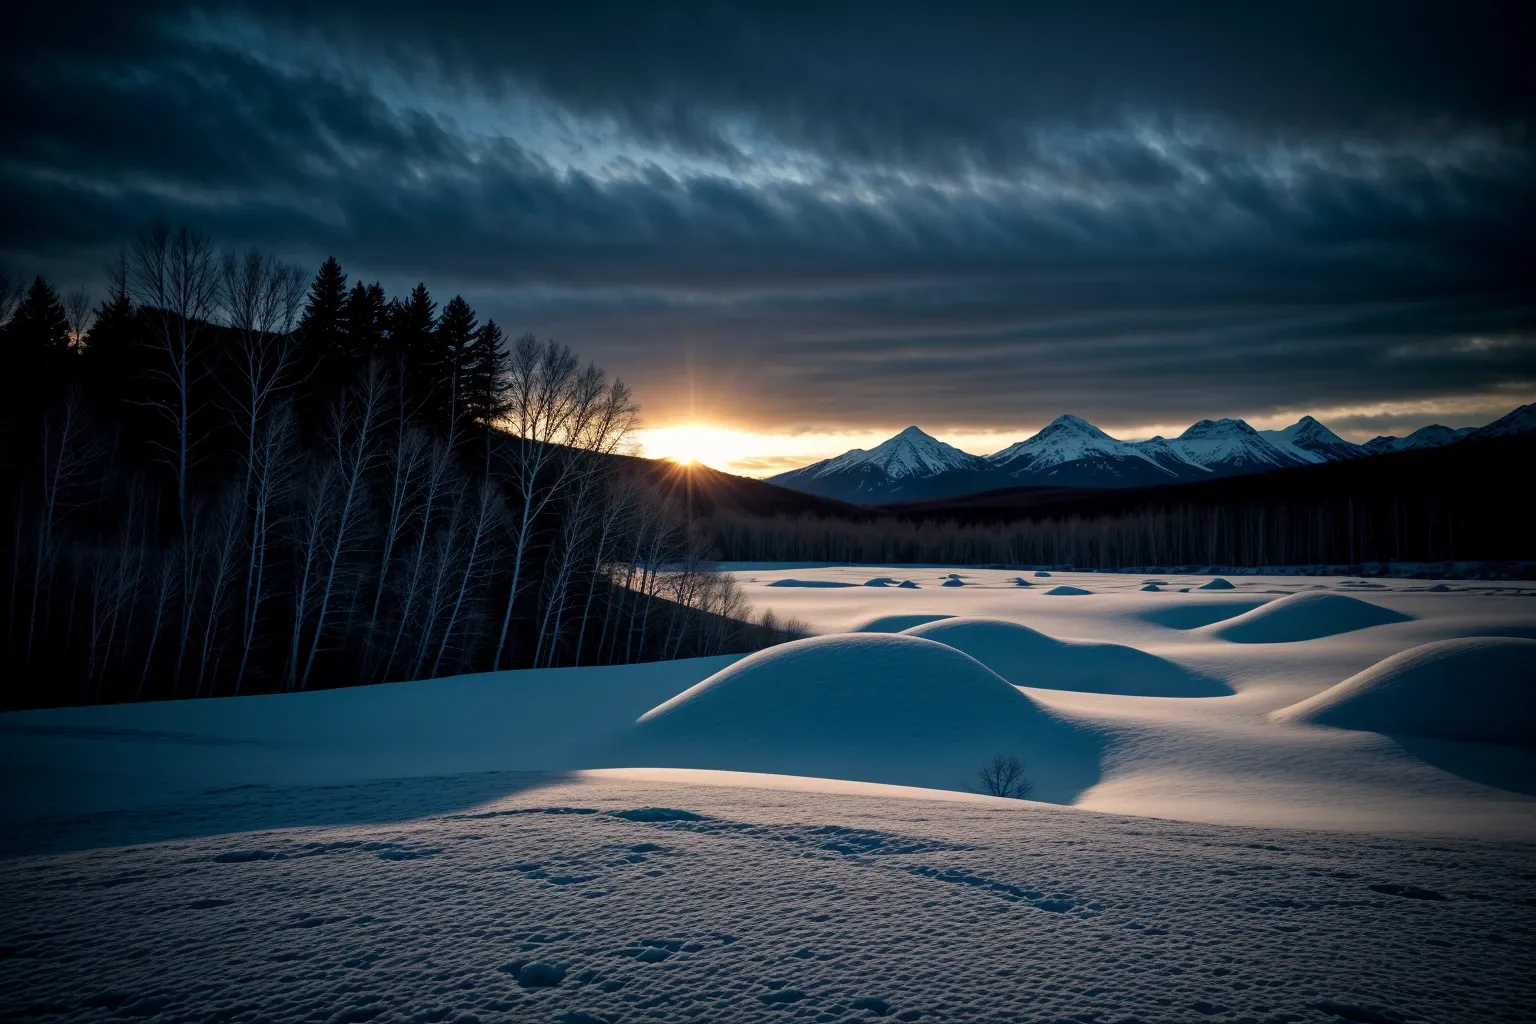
0 227 801 709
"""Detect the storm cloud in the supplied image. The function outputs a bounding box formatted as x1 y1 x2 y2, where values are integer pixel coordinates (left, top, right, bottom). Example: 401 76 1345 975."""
3 1 1533 437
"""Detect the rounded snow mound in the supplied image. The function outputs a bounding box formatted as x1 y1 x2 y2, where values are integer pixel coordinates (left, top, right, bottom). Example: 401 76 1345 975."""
897 580 920 589
1139 599 1270 630
850 613 953 634
1274 638 1536 744
1045 585 1092 596
941 578 966 587
1034 571 1052 578
618 634 1101 801
1206 592 1413 643
864 577 897 587
1198 578 1236 590
902 617 1230 698
1141 584 1162 592
767 578 856 589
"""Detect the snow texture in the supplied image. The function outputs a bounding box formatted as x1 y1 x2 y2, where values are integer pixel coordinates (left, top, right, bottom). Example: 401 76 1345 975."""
3 774 1536 1024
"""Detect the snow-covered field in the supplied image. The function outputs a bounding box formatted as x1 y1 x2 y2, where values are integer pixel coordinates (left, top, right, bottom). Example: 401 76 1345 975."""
3 570 1534 1022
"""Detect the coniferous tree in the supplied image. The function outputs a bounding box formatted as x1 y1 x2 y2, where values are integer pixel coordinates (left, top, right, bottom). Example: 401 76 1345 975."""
3 276 75 429
464 319 509 462
388 283 437 422
80 264 139 424
435 295 479 436
341 281 388 369
296 257 348 419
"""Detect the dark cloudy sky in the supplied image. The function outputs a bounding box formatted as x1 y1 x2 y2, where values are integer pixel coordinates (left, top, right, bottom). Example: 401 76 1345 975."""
4 2 1533 471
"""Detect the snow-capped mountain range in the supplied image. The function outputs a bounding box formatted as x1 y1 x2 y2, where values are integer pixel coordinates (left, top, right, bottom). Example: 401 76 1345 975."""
768 402 1535 503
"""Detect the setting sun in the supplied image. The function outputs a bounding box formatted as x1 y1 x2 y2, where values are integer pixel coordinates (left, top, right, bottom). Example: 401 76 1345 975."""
637 424 749 470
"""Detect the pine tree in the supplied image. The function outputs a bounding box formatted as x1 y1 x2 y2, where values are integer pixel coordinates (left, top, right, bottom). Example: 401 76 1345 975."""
462 319 509 471
341 281 388 368
387 283 437 423
464 319 509 431
435 295 479 436
2 276 75 425
80 276 138 420
296 257 348 418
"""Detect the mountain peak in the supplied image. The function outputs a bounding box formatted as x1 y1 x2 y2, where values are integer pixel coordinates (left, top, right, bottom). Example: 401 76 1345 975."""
1179 418 1258 439
1258 416 1360 464
1042 413 1112 438
797 423 987 483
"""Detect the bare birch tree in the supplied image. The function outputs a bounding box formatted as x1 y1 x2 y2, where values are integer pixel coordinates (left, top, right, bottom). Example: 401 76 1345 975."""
296 363 384 689
492 335 578 669
385 433 458 681
128 223 219 532
236 402 296 692
432 479 503 677
28 389 96 665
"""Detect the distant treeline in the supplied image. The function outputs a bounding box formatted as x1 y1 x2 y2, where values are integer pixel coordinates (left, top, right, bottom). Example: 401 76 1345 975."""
0 227 798 710
690 437 1534 569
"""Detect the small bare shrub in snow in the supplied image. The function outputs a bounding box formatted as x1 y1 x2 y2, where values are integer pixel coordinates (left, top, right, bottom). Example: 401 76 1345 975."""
757 608 813 647
977 754 1032 798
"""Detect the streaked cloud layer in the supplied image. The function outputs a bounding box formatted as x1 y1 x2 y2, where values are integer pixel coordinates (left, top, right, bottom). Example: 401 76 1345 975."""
4 2 1532 464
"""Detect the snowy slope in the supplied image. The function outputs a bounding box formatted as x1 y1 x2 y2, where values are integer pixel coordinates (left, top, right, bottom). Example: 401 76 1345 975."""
767 403 1533 504
3 568 1536 1024
768 426 993 501
813 426 988 479
1258 415 1364 463
3 571 1535 1023
1164 417 1305 473
987 414 1197 487
1363 423 1477 454
1469 401 1536 439
1360 404 1533 454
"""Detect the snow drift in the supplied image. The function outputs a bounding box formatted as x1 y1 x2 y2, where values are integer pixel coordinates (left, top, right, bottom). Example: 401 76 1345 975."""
1207 592 1413 643
849 613 953 633
1045 585 1092 596
1274 638 1536 744
1139 599 1270 630
612 634 1102 801
902 617 1230 698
